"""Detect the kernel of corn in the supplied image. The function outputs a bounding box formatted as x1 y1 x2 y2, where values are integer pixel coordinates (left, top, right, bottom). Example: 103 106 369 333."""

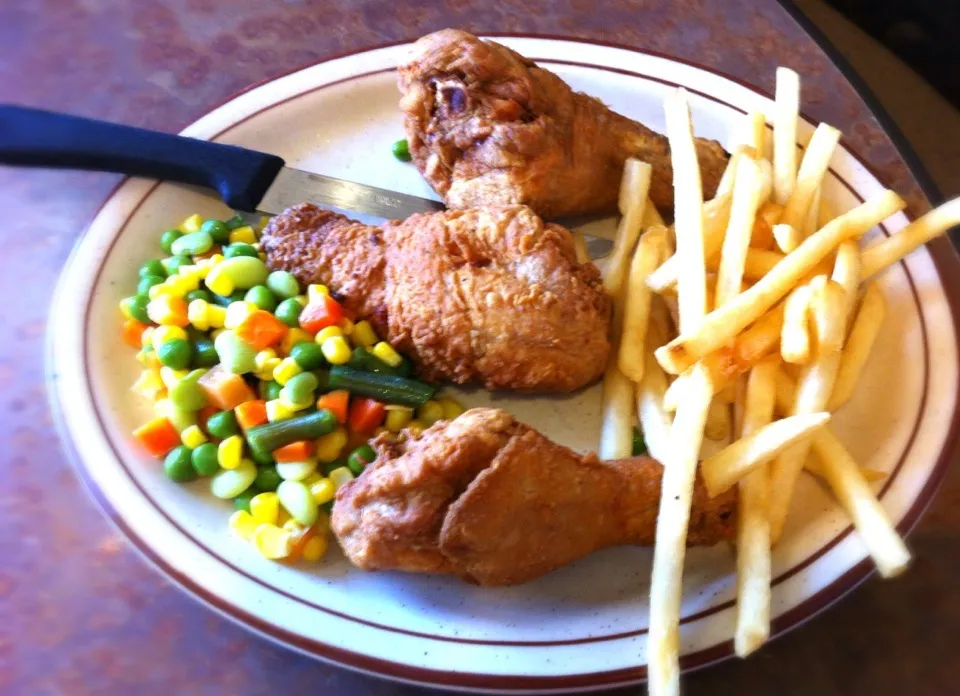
417 400 444 426
254 348 278 369
266 398 294 422
146 295 188 327
205 265 235 297
328 466 355 490
278 391 313 412
405 419 426 437
179 213 203 233
352 320 378 348
206 304 227 329
119 297 135 320
255 358 281 382
309 478 336 505
282 519 308 543
228 510 258 540
321 336 351 365
371 341 402 367
132 369 165 400
135 349 157 368
273 357 302 385
181 424 208 449
300 534 328 562
228 225 257 245
250 492 280 526
253 523 292 559
307 284 329 304
187 262 212 279
151 325 188 350
338 318 355 335
314 428 348 463
225 301 258 330
276 507 291 528
218 435 245 470
438 397 465 421
314 326 343 344
187 299 210 331
384 406 413 432
170 273 200 295
141 326 155 348
159 366 189 389
281 328 314 355
148 282 173 300
199 253 224 267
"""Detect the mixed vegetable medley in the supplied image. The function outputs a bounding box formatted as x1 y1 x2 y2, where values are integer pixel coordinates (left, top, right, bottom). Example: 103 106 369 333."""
120 213 462 563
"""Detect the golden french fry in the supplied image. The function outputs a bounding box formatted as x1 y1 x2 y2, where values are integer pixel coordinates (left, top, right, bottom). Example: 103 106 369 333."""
807 431 911 578
655 190 904 376
648 361 714 696
779 123 841 232
715 383 738 404
773 67 800 206
572 232 589 264
704 398 732 441
716 156 767 308
599 364 635 460
803 184 822 239
808 275 846 356
860 468 888 483
637 349 674 465
818 197 835 229
645 200 667 230
604 160 653 294
772 222 802 254
744 111 769 157
860 197 960 279
828 284 886 410
664 89 707 334
619 229 667 382
662 372 685 413
781 283 812 364
715 146 747 200
699 304 786 391
734 354 779 657
831 240 861 323
751 201 783 250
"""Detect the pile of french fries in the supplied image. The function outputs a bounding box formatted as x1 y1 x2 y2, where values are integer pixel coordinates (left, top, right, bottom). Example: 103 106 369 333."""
597 68 960 696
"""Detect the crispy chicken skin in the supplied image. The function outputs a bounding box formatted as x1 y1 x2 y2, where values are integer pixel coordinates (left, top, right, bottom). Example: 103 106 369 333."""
261 204 611 391
332 408 737 586
398 29 728 219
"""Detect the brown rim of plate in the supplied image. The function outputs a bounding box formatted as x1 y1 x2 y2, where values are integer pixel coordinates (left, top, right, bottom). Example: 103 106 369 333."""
48 38 960 693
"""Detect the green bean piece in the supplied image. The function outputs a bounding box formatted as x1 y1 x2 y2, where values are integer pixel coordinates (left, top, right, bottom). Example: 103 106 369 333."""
328 366 434 407
246 409 338 454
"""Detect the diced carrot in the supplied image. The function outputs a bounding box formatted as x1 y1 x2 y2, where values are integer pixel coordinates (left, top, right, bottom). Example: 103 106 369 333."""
235 399 268 430
316 389 350 424
122 319 149 348
298 295 345 334
273 440 316 462
197 364 256 411
235 310 288 351
348 397 386 435
133 417 181 457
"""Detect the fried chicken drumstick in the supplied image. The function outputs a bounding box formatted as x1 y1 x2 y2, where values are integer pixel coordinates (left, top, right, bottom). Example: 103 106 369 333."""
332 408 737 586
398 29 728 219
261 203 611 392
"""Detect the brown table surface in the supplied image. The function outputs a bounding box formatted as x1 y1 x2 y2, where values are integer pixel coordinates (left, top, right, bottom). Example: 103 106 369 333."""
3 1 959 694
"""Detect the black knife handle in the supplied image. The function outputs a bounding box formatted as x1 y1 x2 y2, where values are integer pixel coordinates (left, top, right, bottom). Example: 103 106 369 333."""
0 104 285 211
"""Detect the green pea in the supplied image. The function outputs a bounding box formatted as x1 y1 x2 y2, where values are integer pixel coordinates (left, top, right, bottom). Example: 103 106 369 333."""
216 256 269 290
164 446 196 482
266 270 300 299
137 274 165 297
254 466 282 492
139 259 167 278
392 138 411 162
214 330 256 374
201 219 231 244
347 444 376 475
251 448 275 466
274 298 304 327
244 285 277 312
122 295 151 323
290 342 326 370
191 337 219 368
259 380 283 401
632 427 647 456
157 339 192 369
171 230 213 257
206 410 239 439
159 229 183 254
233 491 255 512
283 372 319 405
191 442 220 476
223 243 258 259
225 214 247 230
161 255 192 275
185 288 214 303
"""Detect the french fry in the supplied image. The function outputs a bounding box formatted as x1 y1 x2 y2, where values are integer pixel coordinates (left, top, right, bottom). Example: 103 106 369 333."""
647 361 714 696
701 411 831 497
662 372 684 413
645 200 667 230
599 365 635 460
715 146 747 199
572 232 589 264
808 275 846 356
655 190 905 375
715 156 767 308
779 123 842 233
860 467 888 483
781 283 812 364
772 222 802 254
744 111 768 157
709 247 784 280
698 304 785 392
860 197 960 279
714 383 738 404
807 430 911 578
803 184 822 239
828 283 886 410
831 240 861 323
818 197 835 229
704 398 732 441
733 354 779 657
619 229 667 382
751 201 783 250
773 67 800 206
664 89 707 334
604 160 653 294
637 345 674 464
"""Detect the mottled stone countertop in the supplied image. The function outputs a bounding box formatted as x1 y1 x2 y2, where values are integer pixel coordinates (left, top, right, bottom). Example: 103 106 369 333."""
2 1 958 694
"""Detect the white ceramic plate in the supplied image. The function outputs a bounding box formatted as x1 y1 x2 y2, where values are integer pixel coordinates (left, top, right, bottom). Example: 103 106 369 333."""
50 37 960 693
